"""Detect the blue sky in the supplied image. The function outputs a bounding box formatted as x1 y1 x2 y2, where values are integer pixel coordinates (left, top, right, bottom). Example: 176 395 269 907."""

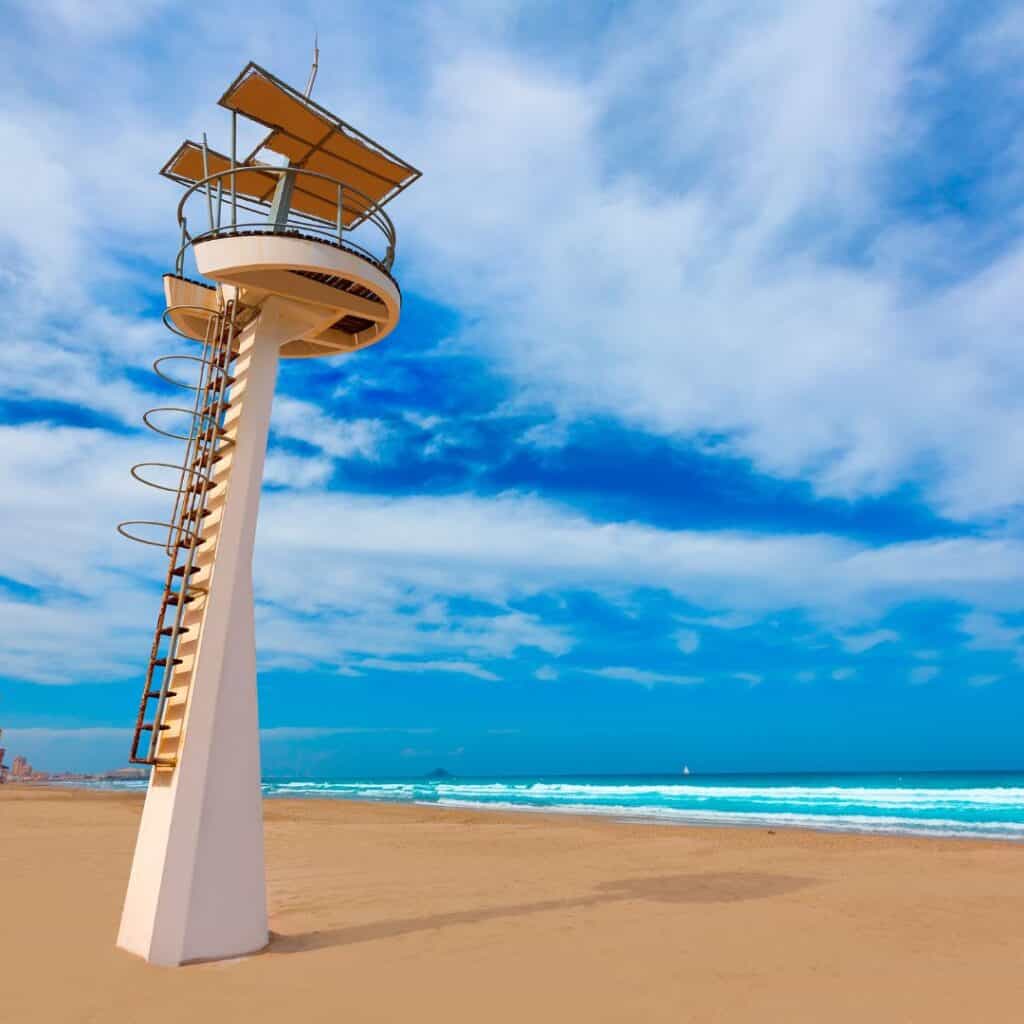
2 1 1024 776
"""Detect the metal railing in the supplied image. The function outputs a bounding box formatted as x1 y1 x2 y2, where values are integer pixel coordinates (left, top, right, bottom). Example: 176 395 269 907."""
174 165 398 278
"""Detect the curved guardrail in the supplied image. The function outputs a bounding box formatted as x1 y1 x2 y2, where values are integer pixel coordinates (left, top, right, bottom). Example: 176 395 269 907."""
174 165 397 278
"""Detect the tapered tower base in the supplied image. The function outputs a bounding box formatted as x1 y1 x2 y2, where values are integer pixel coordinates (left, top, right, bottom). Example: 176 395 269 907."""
117 301 309 965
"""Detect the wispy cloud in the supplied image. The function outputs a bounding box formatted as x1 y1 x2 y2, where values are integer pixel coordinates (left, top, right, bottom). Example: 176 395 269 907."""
909 666 940 685
968 674 1001 688
733 672 763 687
589 667 702 688
841 629 900 654
260 726 437 740
355 658 501 681
674 628 700 654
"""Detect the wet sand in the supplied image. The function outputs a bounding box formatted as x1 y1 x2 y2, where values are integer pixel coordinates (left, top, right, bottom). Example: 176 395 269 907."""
2 785 1022 1022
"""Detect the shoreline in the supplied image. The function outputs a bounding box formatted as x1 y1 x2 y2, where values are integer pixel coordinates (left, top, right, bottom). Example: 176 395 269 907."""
15 777 1024 844
4 786 1023 1021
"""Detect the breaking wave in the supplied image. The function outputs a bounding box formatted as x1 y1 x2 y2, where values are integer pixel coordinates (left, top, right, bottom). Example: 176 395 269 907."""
261 773 1024 841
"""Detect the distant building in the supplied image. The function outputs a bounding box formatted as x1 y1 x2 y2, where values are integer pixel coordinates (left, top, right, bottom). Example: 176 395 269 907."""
10 755 32 779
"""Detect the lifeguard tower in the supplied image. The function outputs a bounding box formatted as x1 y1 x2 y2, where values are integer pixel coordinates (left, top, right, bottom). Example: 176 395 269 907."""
116 60 420 966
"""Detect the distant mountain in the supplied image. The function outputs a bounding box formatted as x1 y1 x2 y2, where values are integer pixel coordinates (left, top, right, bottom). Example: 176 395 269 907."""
425 768 452 779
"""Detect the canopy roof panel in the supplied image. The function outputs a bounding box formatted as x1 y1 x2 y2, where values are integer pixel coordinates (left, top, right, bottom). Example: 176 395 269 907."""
161 141 276 203
161 140 346 223
222 62 419 219
160 62 420 228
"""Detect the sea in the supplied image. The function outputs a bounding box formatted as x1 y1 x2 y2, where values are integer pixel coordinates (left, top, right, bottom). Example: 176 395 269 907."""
256 772 1024 841
82 771 1024 840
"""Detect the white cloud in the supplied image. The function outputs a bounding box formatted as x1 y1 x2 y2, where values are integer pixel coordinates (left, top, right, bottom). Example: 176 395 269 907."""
272 398 387 462
354 658 501 682
4 3 1024 526
909 665 940 685
259 726 436 740
840 629 900 654
263 452 333 490
5 414 1024 686
2 727 127 741
589 667 703 688
389 4 1024 522
960 611 1024 653
733 672 763 686
968 673 1001 688
11 0 170 39
534 666 558 681
257 491 1024 621
831 668 857 681
679 612 756 631
674 628 701 654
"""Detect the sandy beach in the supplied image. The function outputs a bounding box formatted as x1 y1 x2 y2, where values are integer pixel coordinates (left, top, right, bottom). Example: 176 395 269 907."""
2 786 1022 1022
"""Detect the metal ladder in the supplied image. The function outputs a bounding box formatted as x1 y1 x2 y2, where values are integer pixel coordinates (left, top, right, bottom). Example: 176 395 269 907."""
118 297 243 768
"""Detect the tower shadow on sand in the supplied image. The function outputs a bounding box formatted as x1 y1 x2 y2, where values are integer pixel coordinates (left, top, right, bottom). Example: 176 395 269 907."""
266 871 818 956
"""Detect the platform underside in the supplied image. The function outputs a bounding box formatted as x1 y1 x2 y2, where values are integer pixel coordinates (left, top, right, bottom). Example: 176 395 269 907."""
164 233 402 358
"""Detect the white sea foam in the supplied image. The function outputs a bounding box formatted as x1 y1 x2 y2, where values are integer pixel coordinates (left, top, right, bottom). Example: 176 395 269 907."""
257 777 1024 839
431 799 1024 840
431 782 1024 809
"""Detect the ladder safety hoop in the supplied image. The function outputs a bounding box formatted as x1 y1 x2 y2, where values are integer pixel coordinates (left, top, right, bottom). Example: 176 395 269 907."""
117 519 201 550
143 406 225 442
130 461 204 494
161 303 221 342
153 354 209 391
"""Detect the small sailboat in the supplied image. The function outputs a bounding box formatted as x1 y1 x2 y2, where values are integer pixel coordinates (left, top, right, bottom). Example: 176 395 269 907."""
682 765 691 776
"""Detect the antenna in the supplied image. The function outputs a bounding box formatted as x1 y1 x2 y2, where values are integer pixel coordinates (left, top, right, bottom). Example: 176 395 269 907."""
304 33 319 98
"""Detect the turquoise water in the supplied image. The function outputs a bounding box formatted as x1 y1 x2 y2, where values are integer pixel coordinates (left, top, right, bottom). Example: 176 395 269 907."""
260 771 1024 841
81 771 1024 839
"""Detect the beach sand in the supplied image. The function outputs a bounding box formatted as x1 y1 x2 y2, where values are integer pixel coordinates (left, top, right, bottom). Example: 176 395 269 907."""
2 786 1021 1022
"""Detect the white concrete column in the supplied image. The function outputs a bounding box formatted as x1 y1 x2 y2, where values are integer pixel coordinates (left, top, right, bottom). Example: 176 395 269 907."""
117 298 308 966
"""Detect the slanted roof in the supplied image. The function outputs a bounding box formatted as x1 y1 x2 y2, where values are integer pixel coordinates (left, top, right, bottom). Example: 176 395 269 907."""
161 61 421 228
160 140 342 223
161 140 278 204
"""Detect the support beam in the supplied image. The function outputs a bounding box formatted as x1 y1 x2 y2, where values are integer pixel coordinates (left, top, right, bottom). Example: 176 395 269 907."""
267 167 295 231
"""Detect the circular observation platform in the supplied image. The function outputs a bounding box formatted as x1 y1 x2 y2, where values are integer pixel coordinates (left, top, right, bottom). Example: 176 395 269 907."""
164 166 402 358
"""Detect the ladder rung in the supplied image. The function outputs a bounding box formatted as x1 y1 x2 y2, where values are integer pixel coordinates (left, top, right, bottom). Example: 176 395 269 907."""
192 450 224 469
159 625 189 637
145 689 177 699
165 592 197 606
140 723 170 732
171 564 200 577
151 656 183 668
